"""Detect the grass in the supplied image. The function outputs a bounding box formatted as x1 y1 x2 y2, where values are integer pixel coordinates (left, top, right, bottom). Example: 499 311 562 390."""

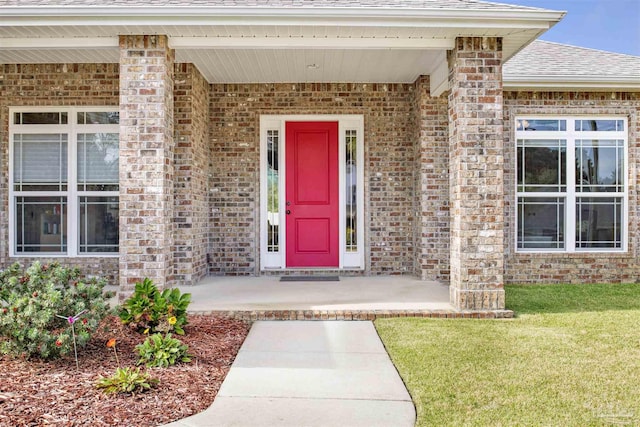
376 284 640 427
506 283 640 314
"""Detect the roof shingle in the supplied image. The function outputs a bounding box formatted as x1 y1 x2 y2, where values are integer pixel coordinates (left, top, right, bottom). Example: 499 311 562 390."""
504 40 640 79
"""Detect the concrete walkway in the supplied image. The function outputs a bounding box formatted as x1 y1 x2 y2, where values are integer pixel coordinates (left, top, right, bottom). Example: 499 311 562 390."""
165 321 415 427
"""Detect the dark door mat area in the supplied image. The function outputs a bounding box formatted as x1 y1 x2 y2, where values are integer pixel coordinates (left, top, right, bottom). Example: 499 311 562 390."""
280 276 340 282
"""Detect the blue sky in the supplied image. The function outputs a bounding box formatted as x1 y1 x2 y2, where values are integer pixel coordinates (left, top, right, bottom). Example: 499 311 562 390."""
505 0 640 56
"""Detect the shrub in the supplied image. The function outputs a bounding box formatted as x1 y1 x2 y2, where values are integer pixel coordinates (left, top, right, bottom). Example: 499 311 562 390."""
118 278 191 335
0 261 111 359
96 367 158 394
136 333 191 368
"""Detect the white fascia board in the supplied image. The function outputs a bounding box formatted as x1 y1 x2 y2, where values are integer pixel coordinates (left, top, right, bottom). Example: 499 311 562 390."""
504 75 640 91
169 36 454 50
0 37 118 49
0 7 564 30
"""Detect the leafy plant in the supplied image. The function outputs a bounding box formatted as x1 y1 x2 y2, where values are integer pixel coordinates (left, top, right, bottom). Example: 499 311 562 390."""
136 333 191 368
95 367 158 394
118 278 191 335
0 261 111 359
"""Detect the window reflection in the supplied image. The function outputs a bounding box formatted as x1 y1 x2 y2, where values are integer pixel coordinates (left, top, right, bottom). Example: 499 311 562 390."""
346 130 357 252
576 197 622 249
517 140 566 192
517 197 564 250
575 140 624 193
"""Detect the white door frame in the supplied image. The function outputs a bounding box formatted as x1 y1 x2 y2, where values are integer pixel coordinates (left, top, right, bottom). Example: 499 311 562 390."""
259 114 364 270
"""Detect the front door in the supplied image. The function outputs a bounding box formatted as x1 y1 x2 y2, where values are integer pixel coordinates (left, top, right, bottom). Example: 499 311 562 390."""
285 121 339 267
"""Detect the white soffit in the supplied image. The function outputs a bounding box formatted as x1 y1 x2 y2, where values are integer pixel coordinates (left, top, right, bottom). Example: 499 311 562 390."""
176 48 445 83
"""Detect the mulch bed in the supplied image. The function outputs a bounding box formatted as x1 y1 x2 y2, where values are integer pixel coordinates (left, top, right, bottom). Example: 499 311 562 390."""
0 315 250 427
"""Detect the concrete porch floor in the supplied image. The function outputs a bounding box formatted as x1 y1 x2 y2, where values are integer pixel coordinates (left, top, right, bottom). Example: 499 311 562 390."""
179 275 452 313
175 275 512 319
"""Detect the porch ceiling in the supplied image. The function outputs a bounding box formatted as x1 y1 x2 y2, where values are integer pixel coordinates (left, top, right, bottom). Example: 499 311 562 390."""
0 6 565 93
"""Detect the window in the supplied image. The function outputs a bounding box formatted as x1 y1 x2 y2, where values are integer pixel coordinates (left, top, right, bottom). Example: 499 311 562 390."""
10 108 119 256
266 129 279 253
516 117 627 252
345 129 358 252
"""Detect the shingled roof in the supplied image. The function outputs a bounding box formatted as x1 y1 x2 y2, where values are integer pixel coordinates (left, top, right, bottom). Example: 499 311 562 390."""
0 0 548 10
504 40 640 90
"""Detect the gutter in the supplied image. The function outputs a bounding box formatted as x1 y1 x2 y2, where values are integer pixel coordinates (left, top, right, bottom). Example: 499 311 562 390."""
504 75 640 91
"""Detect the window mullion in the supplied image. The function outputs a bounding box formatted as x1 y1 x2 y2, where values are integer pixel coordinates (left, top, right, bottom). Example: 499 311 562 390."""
566 122 577 252
67 109 78 256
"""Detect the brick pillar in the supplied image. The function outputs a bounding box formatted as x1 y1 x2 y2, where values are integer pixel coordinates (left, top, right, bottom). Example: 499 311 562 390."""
119 35 175 296
414 76 450 281
173 63 210 285
448 37 505 310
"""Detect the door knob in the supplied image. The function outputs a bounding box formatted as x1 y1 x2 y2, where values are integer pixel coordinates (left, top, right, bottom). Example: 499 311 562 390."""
286 210 291 215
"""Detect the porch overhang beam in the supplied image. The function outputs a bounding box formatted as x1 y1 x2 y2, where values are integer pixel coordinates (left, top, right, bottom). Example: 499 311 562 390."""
0 37 119 50
168 36 455 50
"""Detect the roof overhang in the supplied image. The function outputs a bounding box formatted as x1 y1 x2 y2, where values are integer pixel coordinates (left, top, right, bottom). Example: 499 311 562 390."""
0 5 565 96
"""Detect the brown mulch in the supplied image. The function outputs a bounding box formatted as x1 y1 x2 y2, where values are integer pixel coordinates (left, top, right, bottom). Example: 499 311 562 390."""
0 315 250 427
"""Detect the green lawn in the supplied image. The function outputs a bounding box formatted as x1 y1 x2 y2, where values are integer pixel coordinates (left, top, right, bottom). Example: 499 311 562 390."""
376 284 640 427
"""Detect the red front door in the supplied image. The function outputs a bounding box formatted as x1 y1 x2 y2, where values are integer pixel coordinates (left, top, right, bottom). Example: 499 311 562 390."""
285 122 339 267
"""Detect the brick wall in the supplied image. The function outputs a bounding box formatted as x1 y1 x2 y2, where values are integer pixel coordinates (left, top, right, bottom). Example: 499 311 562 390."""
503 91 640 283
209 83 418 275
413 76 450 281
0 63 120 283
173 64 210 284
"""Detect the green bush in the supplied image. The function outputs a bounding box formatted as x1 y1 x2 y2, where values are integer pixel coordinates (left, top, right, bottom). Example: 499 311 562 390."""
96 367 158 394
118 278 191 335
0 261 111 359
136 333 191 368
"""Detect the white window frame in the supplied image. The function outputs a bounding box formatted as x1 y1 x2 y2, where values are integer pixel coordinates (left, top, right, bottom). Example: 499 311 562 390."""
515 115 629 253
259 114 365 270
9 106 119 258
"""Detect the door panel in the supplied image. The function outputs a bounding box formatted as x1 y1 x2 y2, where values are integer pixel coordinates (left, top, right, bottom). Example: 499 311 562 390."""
286 122 339 267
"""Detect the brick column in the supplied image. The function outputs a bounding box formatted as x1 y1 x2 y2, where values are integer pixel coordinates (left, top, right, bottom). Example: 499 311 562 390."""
414 76 450 281
448 37 505 310
173 63 210 285
119 35 175 295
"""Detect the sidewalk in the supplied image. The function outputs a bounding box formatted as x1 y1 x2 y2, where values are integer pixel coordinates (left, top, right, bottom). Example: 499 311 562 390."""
164 321 415 427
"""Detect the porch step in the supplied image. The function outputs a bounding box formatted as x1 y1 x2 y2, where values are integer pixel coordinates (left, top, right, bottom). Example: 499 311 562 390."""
189 309 514 321
262 269 365 276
